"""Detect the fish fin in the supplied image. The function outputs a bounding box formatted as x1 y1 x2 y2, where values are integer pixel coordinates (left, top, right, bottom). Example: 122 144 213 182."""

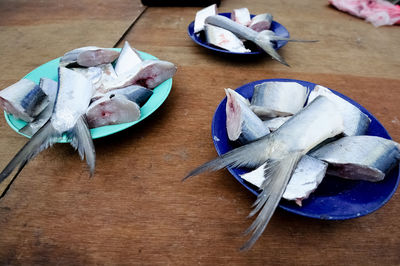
19 123 34 137
0 120 59 195
254 33 289 67
183 135 273 181
240 152 302 251
69 116 96 176
270 36 319 43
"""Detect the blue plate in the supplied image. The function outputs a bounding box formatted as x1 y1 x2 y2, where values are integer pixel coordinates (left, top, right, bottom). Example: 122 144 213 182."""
4 49 173 143
187 13 289 55
211 78 400 220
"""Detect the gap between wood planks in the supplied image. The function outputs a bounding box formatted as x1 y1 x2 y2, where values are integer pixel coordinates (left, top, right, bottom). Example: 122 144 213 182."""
113 6 149 48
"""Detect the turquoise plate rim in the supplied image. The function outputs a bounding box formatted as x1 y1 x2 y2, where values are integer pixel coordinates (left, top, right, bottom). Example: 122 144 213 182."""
4 49 173 143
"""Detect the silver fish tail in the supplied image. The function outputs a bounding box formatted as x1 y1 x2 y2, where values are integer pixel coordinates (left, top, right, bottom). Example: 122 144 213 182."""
184 96 344 249
0 120 59 197
240 152 302 251
69 116 96 175
205 15 289 66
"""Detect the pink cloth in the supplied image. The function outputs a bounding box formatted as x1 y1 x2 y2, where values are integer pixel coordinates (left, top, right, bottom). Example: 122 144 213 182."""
330 0 400 26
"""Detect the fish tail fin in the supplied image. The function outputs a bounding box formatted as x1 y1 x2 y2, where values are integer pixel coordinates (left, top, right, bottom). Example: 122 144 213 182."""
240 152 303 251
183 135 273 181
19 123 34 137
0 120 59 197
68 116 96 176
254 32 289 67
270 36 319 43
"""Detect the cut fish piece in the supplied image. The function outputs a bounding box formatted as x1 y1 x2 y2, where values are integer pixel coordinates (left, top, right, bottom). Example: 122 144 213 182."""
241 155 328 206
101 59 177 92
249 13 273 32
86 94 141 128
115 41 143 77
225 89 269 144
60 46 99 66
0 79 48 122
205 24 250 53
307 85 371 136
232 8 251 26
250 81 309 119
93 85 153 107
60 46 119 67
225 88 250 106
310 135 400 182
194 4 218 33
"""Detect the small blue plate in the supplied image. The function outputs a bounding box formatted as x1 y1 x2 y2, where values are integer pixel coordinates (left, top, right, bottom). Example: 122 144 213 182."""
211 78 400 220
187 13 289 55
4 49 173 143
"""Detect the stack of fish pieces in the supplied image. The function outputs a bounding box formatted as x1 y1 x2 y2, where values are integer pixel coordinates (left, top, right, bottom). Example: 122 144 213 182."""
227 81 398 205
193 5 315 65
184 81 400 250
61 41 177 129
0 41 177 196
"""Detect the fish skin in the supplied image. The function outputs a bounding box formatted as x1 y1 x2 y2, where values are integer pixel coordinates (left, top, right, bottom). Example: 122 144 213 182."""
19 78 58 136
59 46 99 66
100 59 177 92
241 155 328 206
20 84 48 118
205 24 250 53
60 46 119 67
0 67 96 196
115 41 143 77
225 89 269 144
307 85 371 136
184 96 344 250
105 85 153 107
86 94 141 128
250 81 309 119
249 13 273 32
77 49 120 67
310 135 400 182
0 79 44 122
205 15 317 66
262 116 292 132
194 4 218 33
91 84 153 105
205 15 288 65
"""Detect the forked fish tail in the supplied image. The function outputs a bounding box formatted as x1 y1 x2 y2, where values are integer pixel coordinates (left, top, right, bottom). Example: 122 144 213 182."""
240 152 303 251
183 135 274 181
0 115 95 197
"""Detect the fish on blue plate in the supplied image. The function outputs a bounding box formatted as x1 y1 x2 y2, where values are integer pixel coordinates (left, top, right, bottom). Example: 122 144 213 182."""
184 96 345 250
184 80 400 250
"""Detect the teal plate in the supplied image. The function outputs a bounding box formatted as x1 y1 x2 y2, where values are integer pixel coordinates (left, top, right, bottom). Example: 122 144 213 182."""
4 49 173 143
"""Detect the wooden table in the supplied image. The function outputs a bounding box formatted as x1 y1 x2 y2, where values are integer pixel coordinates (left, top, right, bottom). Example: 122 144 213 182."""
0 0 399 264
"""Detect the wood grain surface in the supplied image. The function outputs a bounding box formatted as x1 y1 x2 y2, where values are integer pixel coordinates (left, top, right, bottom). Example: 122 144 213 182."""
0 0 399 265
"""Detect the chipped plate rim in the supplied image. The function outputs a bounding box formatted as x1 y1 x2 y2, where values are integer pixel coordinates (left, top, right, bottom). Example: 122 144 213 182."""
187 12 289 55
4 49 173 143
211 78 400 220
